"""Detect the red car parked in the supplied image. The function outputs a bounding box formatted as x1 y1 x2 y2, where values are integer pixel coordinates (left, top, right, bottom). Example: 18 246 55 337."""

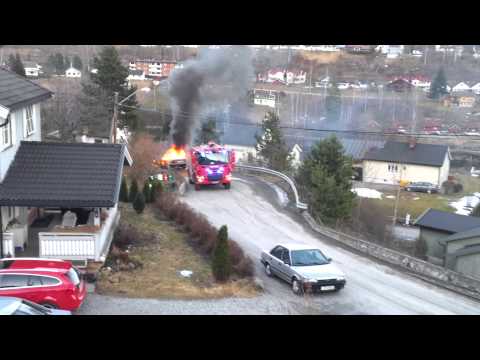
0 258 86 311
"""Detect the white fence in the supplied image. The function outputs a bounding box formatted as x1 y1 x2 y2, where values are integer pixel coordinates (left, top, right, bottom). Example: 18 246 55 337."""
39 233 95 260
2 232 14 257
235 164 308 209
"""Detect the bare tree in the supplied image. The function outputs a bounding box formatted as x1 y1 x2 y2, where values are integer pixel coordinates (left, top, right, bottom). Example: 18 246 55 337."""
41 79 83 142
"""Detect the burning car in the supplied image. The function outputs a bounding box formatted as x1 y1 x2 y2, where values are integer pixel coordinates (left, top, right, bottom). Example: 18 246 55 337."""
156 145 187 169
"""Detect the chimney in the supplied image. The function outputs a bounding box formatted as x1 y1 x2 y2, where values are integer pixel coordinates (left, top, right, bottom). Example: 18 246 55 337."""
409 137 416 149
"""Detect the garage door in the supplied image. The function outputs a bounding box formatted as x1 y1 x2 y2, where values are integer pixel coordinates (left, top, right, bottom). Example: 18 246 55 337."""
455 254 480 280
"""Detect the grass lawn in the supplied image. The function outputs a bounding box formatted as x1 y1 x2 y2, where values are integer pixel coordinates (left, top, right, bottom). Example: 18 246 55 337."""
359 173 480 220
96 205 257 300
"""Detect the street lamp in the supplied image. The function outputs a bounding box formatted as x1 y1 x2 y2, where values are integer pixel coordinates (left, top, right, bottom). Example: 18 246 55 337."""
112 87 151 143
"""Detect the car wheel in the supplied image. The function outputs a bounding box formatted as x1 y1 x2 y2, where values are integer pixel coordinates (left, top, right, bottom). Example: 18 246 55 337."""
224 183 231 190
41 302 58 309
194 184 201 191
265 263 273 277
292 278 304 296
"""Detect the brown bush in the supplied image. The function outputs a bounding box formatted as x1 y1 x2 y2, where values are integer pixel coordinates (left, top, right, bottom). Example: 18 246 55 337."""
153 191 255 278
233 257 254 278
228 240 245 266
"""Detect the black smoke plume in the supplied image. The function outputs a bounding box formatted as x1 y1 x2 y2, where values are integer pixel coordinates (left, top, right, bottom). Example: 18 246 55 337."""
168 46 253 147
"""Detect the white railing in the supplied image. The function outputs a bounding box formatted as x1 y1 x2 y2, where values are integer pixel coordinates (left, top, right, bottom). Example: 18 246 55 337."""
2 232 14 257
235 163 308 210
39 233 95 260
96 206 119 260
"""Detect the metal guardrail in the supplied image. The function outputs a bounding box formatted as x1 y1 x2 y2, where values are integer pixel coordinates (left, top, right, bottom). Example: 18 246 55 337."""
235 163 308 210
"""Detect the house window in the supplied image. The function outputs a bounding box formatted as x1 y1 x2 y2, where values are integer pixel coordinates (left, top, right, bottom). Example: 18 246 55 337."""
388 164 399 173
25 105 35 136
1 115 12 149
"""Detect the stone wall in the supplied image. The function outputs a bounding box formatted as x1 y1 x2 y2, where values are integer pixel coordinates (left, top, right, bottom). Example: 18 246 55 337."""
303 211 480 300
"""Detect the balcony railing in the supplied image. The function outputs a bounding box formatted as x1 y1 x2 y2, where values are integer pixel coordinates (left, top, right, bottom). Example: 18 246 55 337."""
1 232 14 257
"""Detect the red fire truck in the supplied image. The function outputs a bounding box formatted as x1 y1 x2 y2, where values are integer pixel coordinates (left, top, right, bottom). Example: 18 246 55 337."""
187 142 236 191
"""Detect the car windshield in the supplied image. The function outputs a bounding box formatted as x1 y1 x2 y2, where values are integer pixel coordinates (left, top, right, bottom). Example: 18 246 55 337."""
14 303 47 315
197 151 228 165
291 249 329 266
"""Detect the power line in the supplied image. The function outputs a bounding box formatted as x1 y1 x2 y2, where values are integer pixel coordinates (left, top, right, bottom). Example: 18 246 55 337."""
119 103 480 140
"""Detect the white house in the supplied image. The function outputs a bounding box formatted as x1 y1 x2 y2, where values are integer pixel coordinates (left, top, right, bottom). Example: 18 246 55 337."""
23 62 42 78
0 68 52 256
362 140 451 187
253 89 277 108
266 69 307 85
127 70 146 81
452 82 471 93
376 45 405 59
65 67 81 78
0 68 126 267
471 82 480 95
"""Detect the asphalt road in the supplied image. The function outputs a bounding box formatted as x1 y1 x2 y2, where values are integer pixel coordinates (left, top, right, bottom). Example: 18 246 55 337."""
182 177 480 315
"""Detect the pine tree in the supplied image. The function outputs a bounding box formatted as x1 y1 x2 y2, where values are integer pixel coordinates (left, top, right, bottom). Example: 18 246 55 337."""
129 179 139 203
212 225 232 282
150 179 162 202
195 118 219 145
54 53 66 75
133 192 146 214
429 67 448 100
325 82 341 122
119 176 129 202
81 46 137 132
255 111 292 172
296 135 356 225
7 54 16 71
73 55 83 71
9 54 26 77
143 179 152 204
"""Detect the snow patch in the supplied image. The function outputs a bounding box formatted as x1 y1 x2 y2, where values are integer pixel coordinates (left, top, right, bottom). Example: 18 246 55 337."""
386 195 396 199
449 194 480 215
413 197 420 200
179 270 193 278
352 188 383 199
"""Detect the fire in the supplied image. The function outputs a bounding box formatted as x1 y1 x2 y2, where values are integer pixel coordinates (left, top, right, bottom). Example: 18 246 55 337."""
156 145 186 168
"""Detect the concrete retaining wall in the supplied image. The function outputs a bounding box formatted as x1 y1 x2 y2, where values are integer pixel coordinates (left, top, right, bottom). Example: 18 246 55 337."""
303 212 480 300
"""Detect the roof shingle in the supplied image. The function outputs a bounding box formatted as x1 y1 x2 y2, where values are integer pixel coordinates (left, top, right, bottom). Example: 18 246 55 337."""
414 209 480 234
363 141 449 167
0 141 125 208
0 68 52 111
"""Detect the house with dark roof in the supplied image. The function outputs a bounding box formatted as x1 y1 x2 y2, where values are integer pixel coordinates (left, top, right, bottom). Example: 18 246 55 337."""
362 139 451 186
415 208 480 279
0 68 127 265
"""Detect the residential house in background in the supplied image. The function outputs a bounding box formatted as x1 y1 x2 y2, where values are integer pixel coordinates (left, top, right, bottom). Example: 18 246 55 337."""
415 209 480 279
253 89 278 108
386 78 413 92
65 66 81 78
127 70 146 82
218 122 261 163
263 69 307 85
471 82 480 95
23 62 42 78
452 82 471 93
376 45 405 59
443 93 476 108
129 59 178 79
344 45 374 54
362 140 451 186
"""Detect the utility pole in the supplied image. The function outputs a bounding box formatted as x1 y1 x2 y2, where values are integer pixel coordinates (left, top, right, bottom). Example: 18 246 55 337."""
112 92 119 144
